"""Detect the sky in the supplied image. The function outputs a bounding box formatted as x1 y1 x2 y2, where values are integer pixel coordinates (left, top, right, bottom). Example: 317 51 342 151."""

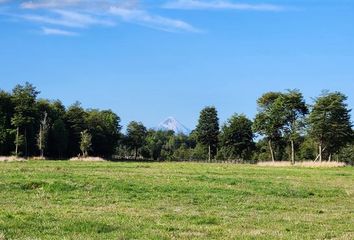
0 0 353 130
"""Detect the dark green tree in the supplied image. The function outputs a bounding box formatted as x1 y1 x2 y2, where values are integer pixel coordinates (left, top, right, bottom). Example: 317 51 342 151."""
337 142 354 165
45 100 68 158
143 130 174 160
299 137 317 160
195 106 219 161
219 114 255 160
50 119 68 158
11 82 40 157
126 121 147 160
65 102 87 157
277 90 308 164
253 92 284 162
86 109 121 158
0 90 14 155
308 91 353 161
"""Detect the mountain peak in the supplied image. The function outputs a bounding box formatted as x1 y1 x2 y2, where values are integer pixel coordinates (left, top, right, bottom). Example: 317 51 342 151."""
157 117 191 135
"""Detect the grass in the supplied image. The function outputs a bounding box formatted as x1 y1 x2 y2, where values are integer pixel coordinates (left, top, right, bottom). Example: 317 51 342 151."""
0 161 353 239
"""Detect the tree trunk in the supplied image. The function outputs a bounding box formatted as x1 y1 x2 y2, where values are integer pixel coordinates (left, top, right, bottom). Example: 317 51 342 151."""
39 125 43 158
268 140 275 162
290 140 295 165
208 144 211 162
135 147 138 161
15 127 19 156
314 146 326 162
319 144 322 163
328 154 332 162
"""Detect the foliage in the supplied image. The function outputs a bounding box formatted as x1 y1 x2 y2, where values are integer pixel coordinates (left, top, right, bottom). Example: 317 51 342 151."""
11 82 40 156
0 83 353 163
126 121 148 159
195 106 219 161
219 114 254 160
253 92 284 161
0 91 14 155
80 130 92 157
337 144 354 165
86 109 121 158
142 130 174 160
308 91 353 161
65 102 88 157
50 119 68 158
277 90 308 163
299 137 317 160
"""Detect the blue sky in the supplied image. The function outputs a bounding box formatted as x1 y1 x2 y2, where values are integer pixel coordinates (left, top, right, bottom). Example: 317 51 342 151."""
0 0 353 130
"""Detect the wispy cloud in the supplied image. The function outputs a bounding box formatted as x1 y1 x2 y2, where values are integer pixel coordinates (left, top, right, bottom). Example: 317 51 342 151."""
42 27 78 36
0 0 285 35
109 6 201 33
21 0 83 9
0 0 200 34
22 10 114 28
163 0 284 11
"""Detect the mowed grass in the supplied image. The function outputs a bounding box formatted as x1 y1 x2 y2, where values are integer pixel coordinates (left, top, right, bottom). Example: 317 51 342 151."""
0 161 353 240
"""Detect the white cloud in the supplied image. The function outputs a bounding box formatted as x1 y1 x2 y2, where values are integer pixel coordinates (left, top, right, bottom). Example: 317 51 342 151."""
109 6 201 32
20 0 139 10
1 0 199 34
21 0 83 9
0 0 284 35
163 0 284 11
53 10 114 27
42 27 78 36
21 10 114 28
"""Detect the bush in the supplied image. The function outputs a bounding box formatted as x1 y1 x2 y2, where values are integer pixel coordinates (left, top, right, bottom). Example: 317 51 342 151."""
337 144 354 165
190 143 208 161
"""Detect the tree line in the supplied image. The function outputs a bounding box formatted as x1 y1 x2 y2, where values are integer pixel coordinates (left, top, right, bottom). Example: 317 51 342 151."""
0 83 353 164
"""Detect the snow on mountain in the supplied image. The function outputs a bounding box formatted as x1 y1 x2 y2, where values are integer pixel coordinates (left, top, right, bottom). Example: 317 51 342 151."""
157 117 191 135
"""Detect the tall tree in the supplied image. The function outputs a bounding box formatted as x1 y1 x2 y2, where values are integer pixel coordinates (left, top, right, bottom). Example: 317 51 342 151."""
46 100 68 158
308 91 353 161
50 119 68 159
277 90 308 164
65 102 87 157
37 112 49 158
36 99 57 158
126 121 147 160
0 91 14 155
11 82 39 157
219 114 255 160
253 92 284 162
195 106 219 161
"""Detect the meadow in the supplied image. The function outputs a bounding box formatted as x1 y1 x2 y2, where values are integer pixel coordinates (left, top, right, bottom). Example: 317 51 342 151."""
0 161 353 239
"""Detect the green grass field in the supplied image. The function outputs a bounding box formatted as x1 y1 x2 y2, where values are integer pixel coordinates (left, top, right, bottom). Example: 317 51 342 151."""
0 161 353 240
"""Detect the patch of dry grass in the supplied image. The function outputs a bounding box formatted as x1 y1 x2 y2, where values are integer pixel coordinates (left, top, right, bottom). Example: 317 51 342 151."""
257 161 347 168
69 157 106 162
0 156 26 162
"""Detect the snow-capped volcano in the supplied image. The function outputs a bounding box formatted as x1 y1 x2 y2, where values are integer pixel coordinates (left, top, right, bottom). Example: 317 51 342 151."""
157 117 191 135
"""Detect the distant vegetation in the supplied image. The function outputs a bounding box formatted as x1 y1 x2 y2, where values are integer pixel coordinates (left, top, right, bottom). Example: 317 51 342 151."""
0 82 353 164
